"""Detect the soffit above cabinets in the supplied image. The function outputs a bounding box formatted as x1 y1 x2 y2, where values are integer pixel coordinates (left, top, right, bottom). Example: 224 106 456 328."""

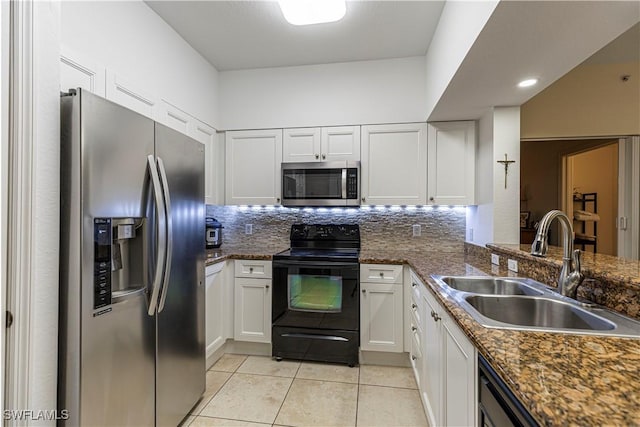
144 0 444 71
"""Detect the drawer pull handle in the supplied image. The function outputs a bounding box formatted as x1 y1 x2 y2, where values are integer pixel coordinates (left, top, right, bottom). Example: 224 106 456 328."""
431 310 441 322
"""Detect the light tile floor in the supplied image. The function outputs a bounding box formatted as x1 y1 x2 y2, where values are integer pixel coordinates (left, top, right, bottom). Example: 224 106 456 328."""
180 355 428 427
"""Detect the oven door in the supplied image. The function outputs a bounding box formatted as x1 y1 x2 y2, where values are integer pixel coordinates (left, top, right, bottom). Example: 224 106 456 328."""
272 260 359 331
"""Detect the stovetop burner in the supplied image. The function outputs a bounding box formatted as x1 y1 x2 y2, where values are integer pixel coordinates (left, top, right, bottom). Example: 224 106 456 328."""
273 223 360 262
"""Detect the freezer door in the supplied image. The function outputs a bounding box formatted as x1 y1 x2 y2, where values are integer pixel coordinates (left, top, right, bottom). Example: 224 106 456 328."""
59 89 156 426
154 123 206 426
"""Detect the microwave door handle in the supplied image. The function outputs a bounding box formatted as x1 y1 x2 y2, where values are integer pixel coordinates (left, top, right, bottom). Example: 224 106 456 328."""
156 157 173 313
147 155 166 316
341 168 347 199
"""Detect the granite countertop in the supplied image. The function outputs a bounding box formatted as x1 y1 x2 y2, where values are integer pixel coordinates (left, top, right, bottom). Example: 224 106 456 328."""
207 246 640 425
361 248 640 426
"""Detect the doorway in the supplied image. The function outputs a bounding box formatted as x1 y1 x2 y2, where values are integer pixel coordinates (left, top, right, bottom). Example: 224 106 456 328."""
563 143 618 255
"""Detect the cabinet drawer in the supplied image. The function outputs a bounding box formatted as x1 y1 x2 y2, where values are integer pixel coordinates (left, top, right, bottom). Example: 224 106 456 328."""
361 264 403 284
234 259 272 279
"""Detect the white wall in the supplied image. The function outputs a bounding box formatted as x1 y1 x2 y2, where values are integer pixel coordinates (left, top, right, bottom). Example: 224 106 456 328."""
60 1 221 128
468 107 520 246
424 0 499 120
219 56 427 130
492 107 520 244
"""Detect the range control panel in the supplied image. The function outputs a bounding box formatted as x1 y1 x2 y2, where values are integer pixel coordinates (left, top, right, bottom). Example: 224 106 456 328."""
93 218 112 309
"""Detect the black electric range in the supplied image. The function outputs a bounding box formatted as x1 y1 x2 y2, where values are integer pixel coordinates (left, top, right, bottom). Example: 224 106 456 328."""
272 224 361 366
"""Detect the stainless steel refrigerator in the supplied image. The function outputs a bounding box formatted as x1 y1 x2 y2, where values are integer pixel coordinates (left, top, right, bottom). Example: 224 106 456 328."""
59 88 205 426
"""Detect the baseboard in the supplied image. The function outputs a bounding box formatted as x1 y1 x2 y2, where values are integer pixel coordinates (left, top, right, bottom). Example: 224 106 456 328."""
223 340 272 357
359 351 411 367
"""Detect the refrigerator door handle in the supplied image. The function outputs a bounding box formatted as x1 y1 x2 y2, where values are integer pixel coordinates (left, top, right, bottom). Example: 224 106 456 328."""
157 157 173 313
147 154 167 316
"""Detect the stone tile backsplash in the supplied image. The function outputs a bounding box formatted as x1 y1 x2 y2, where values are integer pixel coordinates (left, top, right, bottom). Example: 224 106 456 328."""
206 205 467 253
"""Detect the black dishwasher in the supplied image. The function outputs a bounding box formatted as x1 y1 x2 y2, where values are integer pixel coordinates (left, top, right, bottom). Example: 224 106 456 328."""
478 355 539 427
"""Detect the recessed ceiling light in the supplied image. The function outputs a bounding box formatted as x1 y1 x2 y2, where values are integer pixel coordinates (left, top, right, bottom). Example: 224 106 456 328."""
278 0 346 26
518 78 538 88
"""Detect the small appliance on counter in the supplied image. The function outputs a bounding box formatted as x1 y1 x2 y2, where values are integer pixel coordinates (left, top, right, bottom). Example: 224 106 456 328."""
206 217 223 248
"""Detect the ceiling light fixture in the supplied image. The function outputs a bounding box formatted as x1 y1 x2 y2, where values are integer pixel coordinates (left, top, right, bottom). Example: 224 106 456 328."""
278 0 346 26
517 78 538 88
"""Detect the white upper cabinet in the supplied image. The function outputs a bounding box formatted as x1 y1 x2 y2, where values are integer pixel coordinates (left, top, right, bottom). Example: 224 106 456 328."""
156 100 191 135
106 71 157 119
321 126 361 162
283 126 360 162
225 129 283 205
361 123 427 205
190 121 219 205
427 121 476 205
60 47 106 96
283 127 321 162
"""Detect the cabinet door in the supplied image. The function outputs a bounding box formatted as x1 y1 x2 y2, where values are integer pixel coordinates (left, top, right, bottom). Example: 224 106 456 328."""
60 46 105 96
361 123 427 205
234 278 272 343
321 126 361 161
442 313 477 427
225 130 283 205
205 263 226 359
156 100 192 135
190 121 219 205
422 289 442 427
427 121 476 205
283 127 321 162
360 282 403 352
105 71 157 119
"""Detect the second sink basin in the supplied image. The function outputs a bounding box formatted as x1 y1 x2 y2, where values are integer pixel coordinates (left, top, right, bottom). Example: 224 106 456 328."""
465 295 616 331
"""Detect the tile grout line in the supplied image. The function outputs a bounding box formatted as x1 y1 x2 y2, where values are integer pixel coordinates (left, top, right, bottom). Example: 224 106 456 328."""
270 361 301 426
354 365 361 427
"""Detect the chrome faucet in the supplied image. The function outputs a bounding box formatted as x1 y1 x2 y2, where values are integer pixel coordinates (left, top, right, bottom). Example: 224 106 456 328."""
530 210 584 298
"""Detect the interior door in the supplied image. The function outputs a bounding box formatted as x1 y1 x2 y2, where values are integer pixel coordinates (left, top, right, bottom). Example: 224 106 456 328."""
154 123 206 426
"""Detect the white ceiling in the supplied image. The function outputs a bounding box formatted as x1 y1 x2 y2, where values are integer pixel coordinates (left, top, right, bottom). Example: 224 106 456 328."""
145 0 445 71
428 1 640 121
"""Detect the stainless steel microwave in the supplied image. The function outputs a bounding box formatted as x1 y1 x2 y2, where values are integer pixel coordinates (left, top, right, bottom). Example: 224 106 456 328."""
281 161 360 207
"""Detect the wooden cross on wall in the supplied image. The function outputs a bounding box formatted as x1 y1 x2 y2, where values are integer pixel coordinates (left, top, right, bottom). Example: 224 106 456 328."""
497 153 516 189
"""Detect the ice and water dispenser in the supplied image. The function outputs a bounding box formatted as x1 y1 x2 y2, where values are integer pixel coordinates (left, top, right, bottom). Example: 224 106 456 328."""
93 218 146 310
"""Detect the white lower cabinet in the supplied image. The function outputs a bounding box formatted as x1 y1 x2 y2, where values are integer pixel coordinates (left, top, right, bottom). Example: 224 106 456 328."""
233 260 272 343
360 264 404 352
410 271 477 427
205 262 226 358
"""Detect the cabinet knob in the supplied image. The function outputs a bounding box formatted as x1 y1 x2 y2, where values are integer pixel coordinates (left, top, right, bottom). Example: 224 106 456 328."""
322 154 326 160
411 326 417 332
412 282 417 288
362 289 366 294
412 355 417 361
315 154 319 159
276 198 280 203
431 311 441 322
379 272 384 277
361 197 366 203
249 267 253 272
412 303 417 309
429 197 435 202
266 285 269 290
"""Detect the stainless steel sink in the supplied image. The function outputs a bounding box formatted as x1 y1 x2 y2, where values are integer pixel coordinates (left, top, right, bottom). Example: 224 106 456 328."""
465 295 615 331
430 275 640 338
438 277 543 296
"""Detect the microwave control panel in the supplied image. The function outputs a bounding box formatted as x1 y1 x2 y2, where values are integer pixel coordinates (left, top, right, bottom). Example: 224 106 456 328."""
346 168 358 199
93 218 112 309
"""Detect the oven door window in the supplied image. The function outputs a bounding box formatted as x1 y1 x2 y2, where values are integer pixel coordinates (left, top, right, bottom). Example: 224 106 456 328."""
282 169 343 199
288 274 343 312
